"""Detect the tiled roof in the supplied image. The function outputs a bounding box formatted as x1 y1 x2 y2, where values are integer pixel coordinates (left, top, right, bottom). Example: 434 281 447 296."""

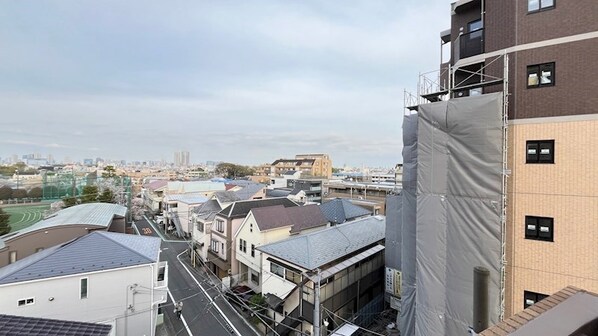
319 198 371 224
234 183 266 200
265 188 292 198
1 203 127 242
480 286 598 336
286 205 329 233
0 314 112 336
0 231 161 285
214 191 241 203
144 179 168 191
167 181 225 193
250 204 327 233
257 215 385 270
219 197 298 219
192 199 222 221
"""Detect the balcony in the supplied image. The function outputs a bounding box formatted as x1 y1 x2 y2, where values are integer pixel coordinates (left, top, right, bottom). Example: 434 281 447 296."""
459 29 484 59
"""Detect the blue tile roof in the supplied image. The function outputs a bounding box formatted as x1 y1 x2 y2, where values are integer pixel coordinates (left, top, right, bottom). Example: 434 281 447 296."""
0 232 161 285
319 198 371 224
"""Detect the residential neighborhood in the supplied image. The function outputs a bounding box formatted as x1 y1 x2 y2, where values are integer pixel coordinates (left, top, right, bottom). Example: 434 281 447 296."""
1 1 597 336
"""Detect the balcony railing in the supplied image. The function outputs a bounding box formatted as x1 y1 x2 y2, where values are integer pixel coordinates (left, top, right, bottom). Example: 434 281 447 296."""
459 29 484 59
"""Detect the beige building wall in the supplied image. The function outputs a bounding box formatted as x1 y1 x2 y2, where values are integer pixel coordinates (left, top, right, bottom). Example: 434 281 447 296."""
505 116 598 316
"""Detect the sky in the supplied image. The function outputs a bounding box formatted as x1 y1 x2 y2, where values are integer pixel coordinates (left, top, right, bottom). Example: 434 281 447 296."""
0 0 450 167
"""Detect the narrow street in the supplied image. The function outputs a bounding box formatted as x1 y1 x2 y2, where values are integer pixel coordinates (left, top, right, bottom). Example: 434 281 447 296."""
136 217 259 336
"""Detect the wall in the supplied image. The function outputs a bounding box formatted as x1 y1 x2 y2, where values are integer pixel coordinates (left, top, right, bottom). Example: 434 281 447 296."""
505 116 598 316
0 225 105 268
260 256 301 300
0 264 161 336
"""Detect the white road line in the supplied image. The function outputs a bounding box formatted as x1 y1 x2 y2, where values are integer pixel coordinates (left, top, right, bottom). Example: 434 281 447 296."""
175 251 243 336
143 215 167 240
167 290 193 336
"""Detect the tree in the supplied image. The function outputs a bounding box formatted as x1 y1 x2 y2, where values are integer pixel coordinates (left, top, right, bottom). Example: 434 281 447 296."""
63 196 77 208
0 208 10 235
28 187 43 199
80 185 98 203
98 188 114 203
215 163 255 179
12 189 27 199
102 165 117 178
0 186 12 200
332 167 341 174
130 197 145 220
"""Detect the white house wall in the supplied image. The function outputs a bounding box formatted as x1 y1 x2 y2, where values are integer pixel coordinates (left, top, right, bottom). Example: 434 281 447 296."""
0 264 161 336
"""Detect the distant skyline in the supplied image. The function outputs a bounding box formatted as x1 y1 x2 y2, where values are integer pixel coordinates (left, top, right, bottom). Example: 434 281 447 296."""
0 1 450 167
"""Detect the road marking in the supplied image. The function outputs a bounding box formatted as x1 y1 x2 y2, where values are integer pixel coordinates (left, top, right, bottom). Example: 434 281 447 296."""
175 251 243 336
143 215 167 240
167 290 193 336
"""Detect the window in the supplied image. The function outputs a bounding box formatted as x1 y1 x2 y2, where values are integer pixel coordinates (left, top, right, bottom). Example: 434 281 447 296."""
527 63 554 88
468 19 483 39
251 244 255 258
215 219 224 233
528 0 554 12
239 239 247 253
196 222 204 232
526 140 554 163
251 271 259 285
9 251 17 264
18 297 35 307
80 278 89 299
285 269 302 284
525 216 554 241
524 290 549 309
270 262 285 278
210 239 219 252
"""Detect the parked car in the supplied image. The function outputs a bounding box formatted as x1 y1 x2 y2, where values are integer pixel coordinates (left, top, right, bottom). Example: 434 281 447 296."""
226 285 255 310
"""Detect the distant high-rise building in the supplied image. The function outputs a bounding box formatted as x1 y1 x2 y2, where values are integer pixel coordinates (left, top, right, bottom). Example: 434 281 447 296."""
174 150 190 167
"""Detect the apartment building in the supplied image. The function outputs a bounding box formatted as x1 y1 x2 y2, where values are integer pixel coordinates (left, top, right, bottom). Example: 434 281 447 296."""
269 154 333 179
392 1 598 334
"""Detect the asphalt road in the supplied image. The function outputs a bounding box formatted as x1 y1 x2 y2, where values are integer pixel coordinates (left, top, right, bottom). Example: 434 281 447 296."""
136 217 258 336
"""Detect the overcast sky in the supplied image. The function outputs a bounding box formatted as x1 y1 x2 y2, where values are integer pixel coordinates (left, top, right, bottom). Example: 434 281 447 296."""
0 1 450 167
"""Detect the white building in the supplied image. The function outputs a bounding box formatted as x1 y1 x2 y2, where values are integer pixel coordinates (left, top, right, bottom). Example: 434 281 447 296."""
0 231 167 336
163 194 208 237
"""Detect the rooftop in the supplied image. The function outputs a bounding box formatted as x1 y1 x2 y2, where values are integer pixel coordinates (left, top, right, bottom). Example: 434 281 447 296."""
250 204 328 233
219 197 298 219
167 181 225 193
0 231 161 285
163 193 209 204
0 314 112 336
319 198 371 224
0 203 127 242
257 215 385 270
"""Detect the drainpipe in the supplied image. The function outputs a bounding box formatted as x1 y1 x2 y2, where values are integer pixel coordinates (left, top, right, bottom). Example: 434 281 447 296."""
473 266 490 333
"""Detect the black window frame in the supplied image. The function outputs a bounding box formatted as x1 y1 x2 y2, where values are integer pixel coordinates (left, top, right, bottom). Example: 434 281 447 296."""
527 0 555 13
251 244 255 257
525 216 554 242
527 62 555 88
524 290 549 309
526 140 554 164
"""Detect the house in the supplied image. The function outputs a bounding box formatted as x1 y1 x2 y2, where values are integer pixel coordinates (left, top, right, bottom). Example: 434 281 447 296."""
162 194 208 237
0 231 167 336
233 204 329 293
480 286 598 336
190 199 222 267
319 198 372 225
0 203 127 267
270 154 333 179
258 215 386 336
207 198 298 279
0 314 113 336
141 180 168 214
213 182 267 209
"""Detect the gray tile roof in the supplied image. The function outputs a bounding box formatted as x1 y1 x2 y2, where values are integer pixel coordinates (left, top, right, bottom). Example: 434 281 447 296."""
1 203 127 242
257 215 385 270
0 314 112 336
234 183 266 200
0 231 161 285
250 204 327 233
265 188 292 198
214 191 241 203
319 198 371 224
219 197 298 219
193 199 222 221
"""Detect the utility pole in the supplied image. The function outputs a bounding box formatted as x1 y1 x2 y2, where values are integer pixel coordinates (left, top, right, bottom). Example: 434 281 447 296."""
313 269 321 336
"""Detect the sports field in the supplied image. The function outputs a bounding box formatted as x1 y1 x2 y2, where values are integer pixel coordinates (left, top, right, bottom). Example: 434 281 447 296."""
2 204 50 233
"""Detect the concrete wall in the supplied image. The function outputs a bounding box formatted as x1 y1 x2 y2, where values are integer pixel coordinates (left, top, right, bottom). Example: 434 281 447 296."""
0 264 163 336
506 116 598 316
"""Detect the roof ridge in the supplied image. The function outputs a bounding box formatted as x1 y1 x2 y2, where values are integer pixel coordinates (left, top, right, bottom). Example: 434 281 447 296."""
96 232 156 263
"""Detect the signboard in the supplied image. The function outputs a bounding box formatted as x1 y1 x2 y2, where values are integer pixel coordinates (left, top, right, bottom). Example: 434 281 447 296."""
386 267 402 297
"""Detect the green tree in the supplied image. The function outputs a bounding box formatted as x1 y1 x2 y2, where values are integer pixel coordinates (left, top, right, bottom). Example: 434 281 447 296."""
249 294 268 325
102 165 117 178
28 187 43 199
332 167 341 174
98 189 114 203
80 185 98 203
12 189 27 199
63 196 78 208
0 186 12 200
0 208 10 235
215 163 255 179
